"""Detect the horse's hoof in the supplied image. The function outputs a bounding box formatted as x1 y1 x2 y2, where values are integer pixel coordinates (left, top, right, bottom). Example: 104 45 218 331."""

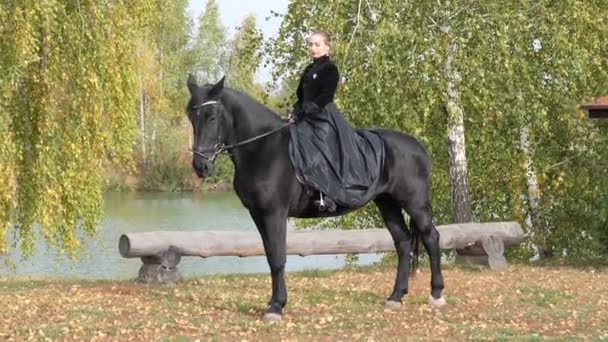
262 312 282 323
428 295 447 307
384 300 402 310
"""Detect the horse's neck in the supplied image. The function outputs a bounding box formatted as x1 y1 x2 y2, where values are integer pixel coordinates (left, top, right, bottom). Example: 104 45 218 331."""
222 92 286 174
231 114 282 144
226 92 283 146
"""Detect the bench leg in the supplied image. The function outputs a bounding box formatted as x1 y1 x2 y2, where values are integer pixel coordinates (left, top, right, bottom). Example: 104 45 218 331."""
482 236 507 270
454 236 508 271
137 247 182 285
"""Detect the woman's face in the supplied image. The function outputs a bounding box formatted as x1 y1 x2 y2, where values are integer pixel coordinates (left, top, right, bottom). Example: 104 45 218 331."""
307 34 330 59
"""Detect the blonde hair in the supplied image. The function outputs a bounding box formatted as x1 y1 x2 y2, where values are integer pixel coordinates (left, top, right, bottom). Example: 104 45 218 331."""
308 30 333 49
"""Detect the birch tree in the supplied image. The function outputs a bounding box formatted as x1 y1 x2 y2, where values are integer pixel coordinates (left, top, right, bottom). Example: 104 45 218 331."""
191 0 227 84
227 15 264 95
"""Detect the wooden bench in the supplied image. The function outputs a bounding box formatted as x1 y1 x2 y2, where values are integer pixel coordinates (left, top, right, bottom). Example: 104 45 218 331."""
119 221 524 284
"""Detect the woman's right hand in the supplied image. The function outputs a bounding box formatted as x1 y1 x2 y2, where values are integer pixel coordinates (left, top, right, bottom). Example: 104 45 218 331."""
287 112 297 123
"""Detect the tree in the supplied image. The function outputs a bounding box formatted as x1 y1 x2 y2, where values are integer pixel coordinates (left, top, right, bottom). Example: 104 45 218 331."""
131 0 196 191
0 1 162 259
191 0 227 84
227 15 264 96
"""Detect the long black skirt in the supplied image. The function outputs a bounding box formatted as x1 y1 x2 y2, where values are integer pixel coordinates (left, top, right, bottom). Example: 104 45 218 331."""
288 102 385 208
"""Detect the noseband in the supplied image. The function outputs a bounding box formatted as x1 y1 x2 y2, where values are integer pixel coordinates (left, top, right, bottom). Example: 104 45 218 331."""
190 100 292 163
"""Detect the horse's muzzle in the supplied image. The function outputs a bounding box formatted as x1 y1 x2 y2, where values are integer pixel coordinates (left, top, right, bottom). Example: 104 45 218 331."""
192 155 213 178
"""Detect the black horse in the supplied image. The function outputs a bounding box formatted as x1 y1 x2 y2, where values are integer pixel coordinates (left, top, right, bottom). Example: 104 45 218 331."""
186 76 445 322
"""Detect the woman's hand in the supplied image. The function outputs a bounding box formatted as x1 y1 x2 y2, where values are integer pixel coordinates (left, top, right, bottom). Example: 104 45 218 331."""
287 112 297 123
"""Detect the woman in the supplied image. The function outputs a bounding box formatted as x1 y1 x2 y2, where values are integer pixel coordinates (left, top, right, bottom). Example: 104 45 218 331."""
289 31 338 123
288 30 385 213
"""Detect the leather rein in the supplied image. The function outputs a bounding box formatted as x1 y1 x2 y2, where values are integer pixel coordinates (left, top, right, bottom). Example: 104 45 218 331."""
189 100 292 162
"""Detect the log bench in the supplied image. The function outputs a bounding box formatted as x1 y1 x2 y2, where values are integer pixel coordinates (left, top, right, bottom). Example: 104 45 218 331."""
119 221 524 284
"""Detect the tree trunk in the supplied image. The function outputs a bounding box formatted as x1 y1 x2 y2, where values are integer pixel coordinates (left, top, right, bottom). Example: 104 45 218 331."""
139 84 147 167
150 48 163 161
119 222 525 258
141 92 151 169
519 126 551 259
444 33 472 224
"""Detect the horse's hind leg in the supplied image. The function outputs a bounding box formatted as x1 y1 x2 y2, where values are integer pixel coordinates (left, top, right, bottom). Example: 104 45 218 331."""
374 196 413 308
406 202 446 306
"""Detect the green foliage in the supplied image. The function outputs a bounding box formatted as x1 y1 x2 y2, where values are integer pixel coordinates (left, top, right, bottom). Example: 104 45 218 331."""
270 0 608 259
227 15 264 95
191 0 228 84
0 1 166 259
140 121 194 192
130 0 197 191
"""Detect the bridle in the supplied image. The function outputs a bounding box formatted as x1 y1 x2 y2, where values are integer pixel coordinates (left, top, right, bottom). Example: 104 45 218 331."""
189 100 292 163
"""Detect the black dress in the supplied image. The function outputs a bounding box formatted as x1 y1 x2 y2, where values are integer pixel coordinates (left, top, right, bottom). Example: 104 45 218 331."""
289 55 385 208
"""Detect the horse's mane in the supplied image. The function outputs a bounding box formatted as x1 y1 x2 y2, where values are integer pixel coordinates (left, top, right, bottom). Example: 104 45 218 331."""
213 86 284 127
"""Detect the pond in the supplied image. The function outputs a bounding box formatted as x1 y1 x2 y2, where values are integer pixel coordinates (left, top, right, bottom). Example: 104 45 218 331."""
1 191 382 280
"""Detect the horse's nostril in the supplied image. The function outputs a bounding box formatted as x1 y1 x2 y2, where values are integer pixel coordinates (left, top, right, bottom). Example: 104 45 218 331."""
192 156 212 178
193 158 203 172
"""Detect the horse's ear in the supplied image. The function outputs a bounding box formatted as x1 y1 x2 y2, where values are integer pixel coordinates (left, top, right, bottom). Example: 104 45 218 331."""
209 76 225 97
187 74 198 94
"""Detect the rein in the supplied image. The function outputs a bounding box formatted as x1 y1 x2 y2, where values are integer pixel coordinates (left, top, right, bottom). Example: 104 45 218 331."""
189 100 293 162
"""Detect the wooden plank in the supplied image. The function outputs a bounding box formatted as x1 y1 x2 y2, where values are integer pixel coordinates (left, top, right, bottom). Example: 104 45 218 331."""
119 221 524 258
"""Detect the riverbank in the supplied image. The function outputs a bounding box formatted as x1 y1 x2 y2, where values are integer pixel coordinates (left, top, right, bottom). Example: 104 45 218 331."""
104 167 234 193
2 264 607 340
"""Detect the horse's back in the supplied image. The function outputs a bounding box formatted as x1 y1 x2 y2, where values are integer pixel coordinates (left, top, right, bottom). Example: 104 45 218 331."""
370 128 433 194
369 128 429 156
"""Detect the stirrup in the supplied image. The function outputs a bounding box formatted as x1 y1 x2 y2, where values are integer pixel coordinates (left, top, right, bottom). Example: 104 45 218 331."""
314 192 336 212
318 192 327 211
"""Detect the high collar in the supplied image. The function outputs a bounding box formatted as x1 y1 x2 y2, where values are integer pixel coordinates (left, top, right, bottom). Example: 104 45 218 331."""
312 54 330 64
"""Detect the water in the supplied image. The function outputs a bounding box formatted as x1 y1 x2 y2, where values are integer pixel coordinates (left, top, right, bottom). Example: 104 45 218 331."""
1 192 381 280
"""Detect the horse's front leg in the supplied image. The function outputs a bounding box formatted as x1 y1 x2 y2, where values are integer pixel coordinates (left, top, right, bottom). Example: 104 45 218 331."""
250 210 287 322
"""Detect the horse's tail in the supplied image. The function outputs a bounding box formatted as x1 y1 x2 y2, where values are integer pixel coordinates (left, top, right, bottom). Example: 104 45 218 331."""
410 222 421 276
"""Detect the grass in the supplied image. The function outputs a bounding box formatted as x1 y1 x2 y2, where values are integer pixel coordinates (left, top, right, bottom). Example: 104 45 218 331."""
519 287 571 307
1 264 608 340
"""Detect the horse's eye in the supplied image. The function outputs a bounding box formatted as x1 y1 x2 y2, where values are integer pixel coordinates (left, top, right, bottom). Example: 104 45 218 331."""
210 117 216 123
